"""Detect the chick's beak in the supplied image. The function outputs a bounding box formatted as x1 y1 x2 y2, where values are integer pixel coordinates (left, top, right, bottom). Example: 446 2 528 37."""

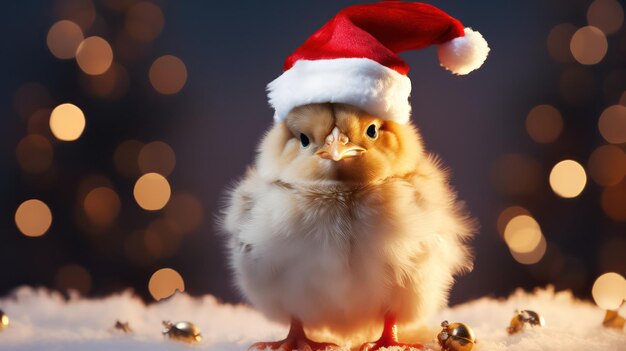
316 127 365 161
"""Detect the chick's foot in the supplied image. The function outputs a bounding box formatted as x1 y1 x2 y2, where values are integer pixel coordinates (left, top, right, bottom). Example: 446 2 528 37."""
249 318 338 351
358 315 423 351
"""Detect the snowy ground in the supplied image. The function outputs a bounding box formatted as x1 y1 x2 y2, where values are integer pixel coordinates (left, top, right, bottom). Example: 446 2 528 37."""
0 286 623 350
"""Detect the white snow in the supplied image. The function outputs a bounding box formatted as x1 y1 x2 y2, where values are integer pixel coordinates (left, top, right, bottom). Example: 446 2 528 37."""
0 286 623 350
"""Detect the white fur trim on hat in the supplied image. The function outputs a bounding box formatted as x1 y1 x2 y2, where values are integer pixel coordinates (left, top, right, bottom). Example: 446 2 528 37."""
437 27 490 75
267 58 412 124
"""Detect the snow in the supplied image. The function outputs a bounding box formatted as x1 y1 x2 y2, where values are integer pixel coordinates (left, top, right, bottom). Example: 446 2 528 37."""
0 286 623 350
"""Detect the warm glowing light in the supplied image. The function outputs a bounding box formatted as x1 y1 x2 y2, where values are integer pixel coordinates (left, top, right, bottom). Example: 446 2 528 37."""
165 193 204 234
55 264 92 294
16 135 53 174
525 104 563 143
83 187 121 226
601 179 626 221
592 272 626 310
504 215 543 254
125 1 164 42
588 145 626 186
14 82 51 119
138 141 176 177
149 55 187 94
148 268 185 301
570 26 608 65
75 36 114 75
47 20 84 59
80 63 130 99
598 105 626 144
134 173 171 210
547 23 577 63
54 0 96 30
496 206 531 237
491 153 541 196
114 140 144 177
50 103 86 141
587 0 624 35
510 235 547 265
15 199 52 237
549 160 587 198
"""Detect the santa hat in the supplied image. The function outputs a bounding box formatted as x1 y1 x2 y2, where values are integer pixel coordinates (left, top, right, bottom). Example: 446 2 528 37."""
267 1 490 124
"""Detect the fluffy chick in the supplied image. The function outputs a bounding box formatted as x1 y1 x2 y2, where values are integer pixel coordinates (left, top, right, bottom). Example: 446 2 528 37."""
222 103 474 350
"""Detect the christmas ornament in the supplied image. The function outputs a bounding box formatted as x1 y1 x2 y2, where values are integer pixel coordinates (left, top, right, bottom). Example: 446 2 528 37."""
602 310 625 330
0 310 8 330
507 309 545 335
114 320 132 333
437 320 476 351
162 320 202 344
223 1 487 350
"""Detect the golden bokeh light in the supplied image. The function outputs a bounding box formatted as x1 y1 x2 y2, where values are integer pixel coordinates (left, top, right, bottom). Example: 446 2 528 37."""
525 104 564 143
49 103 86 141
587 0 624 35
496 206 531 237
549 160 587 198
16 135 53 174
601 179 626 221
83 187 121 227
547 23 577 63
510 235 547 265
114 140 144 177
491 153 542 196
125 1 164 42
148 268 185 301
133 173 171 210
13 82 51 119
149 55 187 94
53 0 96 30
15 199 52 237
75 36 114 75
165 193 204 234
598 105 626 144
47 20 84 59
55 264 92 294
592 272 626 310
504 215 543 254
79 63 130 99
570 26 608 65
588 145 626 186
138 141 176 177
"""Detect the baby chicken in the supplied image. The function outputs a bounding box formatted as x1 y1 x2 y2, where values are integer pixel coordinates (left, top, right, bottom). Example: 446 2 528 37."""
222 103 475 350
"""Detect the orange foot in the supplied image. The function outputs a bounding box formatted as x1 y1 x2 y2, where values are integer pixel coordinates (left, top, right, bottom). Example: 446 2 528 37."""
359 315 423 351
249 318 338 351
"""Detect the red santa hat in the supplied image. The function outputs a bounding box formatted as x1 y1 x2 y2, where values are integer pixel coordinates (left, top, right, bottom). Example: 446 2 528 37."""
268 1 490 124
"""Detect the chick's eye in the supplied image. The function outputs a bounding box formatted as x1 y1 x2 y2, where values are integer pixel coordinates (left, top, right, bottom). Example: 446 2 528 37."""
366 124 377 139
300 133 310 147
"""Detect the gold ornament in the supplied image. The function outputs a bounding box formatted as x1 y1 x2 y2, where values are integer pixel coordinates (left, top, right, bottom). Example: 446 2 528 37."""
114 320 132 333
507 309 545 335
602 310 625 330
162 320 202 344
437 320 475 351
0 310 9 330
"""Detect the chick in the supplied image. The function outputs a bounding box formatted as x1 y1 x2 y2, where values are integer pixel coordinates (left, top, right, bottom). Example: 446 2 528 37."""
222 103 474 350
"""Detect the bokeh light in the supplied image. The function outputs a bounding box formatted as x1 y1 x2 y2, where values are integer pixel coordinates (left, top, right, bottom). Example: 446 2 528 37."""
46 20 84 59
15 199 52 237
598 105 626 144
547 23 577 63
591 272 626 310
79 63 130 99
83 187 121 227
165 193 204 234
75 36 114 75
496 206 531 237
148 268 185 301
504 215 543 254
138 141 176 176
525 104 563 143
133 173 171 210
125 1 164 43
587 0 624 35
149 55 187 94
49 103 86 141
16 135 53 174
55 264 92 294
570 26 608 65
601 179 626 221
510 235 547 265
53 0 96 31
588 145 626 186
549 160 587 198
114 140 144 178
491 153 542 196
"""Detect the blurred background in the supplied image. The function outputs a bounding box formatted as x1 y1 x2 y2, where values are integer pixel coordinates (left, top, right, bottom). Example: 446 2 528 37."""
1 0 625 307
